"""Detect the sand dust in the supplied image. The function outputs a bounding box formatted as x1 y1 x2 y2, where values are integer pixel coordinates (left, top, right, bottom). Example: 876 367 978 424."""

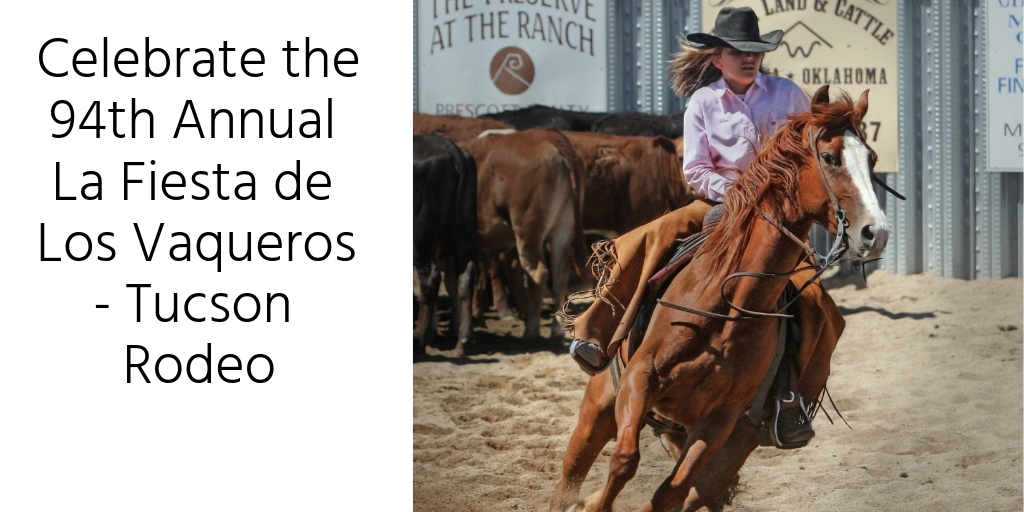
413 271 1023 511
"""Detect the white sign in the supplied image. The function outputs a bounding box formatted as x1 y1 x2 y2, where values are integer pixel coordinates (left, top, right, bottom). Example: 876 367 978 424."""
987 0 1024 172
703 0 900 172
416 0 607 117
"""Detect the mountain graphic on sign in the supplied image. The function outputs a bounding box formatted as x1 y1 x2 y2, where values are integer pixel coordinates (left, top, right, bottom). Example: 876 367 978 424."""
780 21 833 58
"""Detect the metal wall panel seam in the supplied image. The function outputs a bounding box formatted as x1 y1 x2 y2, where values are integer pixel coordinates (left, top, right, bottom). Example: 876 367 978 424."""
413 0 419 113
958 3 975 279
924 2 939 274
951 0 963 277
1011 174 1022 277
609 0 621 112
653 0 666 114
623 0 636 111
1018 176 1023 277
912 0 925 276
940 0 953 277
966 0 979 278
973 0 984 277
640 0 654 113
666 0 685 114
906 0 925 276
890 0 910 274
973 0 993 278
922 2 931 274
933 1 944 275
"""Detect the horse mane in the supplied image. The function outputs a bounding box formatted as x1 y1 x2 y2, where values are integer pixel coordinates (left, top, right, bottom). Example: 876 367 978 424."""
696 92 859 283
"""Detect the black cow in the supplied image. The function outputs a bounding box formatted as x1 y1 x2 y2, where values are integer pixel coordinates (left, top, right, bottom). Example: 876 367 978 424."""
413 134 478 356
592 111 686 138
481 105 604 131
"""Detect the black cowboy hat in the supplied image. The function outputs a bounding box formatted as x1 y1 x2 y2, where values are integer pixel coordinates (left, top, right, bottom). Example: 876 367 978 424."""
686 6 783 53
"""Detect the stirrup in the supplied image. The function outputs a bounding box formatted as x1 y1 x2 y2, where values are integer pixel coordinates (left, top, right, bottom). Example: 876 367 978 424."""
569 339 611 376
767 395 815 449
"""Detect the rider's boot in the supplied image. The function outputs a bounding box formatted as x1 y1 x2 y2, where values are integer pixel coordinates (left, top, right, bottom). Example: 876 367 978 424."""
772 393 815 446
769 356 815 447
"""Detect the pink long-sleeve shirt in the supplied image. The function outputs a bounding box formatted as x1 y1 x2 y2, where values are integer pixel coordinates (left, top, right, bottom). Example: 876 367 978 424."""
682 73 811 203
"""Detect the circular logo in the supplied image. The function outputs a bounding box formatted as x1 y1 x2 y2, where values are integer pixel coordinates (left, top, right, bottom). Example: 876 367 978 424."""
489 47 535 95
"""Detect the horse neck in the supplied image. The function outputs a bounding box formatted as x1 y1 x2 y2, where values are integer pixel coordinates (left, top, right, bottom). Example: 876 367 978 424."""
722 203 815 314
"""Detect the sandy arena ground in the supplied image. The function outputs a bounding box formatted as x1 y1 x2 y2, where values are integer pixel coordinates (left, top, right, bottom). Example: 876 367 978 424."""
413 271 1023 511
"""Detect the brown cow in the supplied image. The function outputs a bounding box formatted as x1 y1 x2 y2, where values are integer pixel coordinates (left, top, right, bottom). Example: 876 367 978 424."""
413 113 514 143
562 131 695 237
462 128 588 341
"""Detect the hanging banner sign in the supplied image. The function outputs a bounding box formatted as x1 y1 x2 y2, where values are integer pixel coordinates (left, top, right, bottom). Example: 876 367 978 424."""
986 0 1023 172
416 0 608 117
702 0 899 172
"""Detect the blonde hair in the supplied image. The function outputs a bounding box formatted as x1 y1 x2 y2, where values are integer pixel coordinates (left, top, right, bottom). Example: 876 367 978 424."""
668 38 774 98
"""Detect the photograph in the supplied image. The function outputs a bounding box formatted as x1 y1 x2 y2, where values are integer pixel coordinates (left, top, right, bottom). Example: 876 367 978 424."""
413 1 1024 510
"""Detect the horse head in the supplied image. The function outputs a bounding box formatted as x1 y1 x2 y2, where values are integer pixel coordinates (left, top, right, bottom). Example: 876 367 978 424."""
799 85 891 260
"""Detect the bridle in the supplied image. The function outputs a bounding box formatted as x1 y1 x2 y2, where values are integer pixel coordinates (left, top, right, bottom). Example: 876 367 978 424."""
657 123 904 322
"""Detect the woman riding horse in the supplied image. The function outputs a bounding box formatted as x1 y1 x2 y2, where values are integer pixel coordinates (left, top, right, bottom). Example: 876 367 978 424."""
553 83 890 512
568 6 827 444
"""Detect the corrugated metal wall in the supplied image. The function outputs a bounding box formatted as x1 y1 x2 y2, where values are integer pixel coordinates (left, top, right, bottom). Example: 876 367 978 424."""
413 0 1023 279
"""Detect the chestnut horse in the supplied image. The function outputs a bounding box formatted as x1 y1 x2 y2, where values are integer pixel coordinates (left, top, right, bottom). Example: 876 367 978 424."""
550 86 891 512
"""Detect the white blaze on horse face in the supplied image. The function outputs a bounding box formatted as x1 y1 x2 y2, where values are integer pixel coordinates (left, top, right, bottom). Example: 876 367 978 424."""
841 131 890 257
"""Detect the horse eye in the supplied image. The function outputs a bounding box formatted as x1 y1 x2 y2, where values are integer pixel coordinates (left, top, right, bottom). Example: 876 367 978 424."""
821 152 836 166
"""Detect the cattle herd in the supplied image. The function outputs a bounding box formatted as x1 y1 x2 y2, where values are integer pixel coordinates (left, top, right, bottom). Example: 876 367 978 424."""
413 105 695 356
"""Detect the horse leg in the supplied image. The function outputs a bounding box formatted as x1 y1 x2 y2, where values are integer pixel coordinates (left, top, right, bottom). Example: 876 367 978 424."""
652 430 688 512
413 262 440 354
583 369 656 512
673 418 760 512
639 405 744 512
550 371 618 512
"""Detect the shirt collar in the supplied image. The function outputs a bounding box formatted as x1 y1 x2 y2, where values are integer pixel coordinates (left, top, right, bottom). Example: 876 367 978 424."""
711 72 768 98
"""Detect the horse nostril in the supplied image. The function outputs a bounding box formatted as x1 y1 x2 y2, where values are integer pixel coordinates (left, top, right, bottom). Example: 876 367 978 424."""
861 225 876 241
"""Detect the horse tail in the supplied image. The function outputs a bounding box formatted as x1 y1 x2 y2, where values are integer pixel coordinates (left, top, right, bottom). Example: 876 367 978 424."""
547 129 589 279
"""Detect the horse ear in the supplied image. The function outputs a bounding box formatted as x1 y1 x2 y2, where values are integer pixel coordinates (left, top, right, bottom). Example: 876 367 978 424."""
811 85 830 106
853 89 870 121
